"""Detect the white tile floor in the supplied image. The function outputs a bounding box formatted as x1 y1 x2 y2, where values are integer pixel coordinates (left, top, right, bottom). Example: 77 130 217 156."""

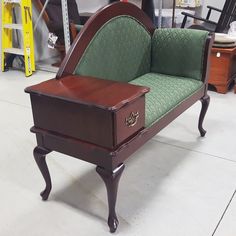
0 70 235 236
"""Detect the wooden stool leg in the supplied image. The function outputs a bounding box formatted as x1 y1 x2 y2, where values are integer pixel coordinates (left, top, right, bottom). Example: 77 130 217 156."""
33 146 52 201
96 164 125 233
198 95 210 137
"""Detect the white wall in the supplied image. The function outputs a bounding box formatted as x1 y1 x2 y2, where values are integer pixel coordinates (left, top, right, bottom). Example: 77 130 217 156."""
78 0 109 12
202 0 224 22
78 0 142 12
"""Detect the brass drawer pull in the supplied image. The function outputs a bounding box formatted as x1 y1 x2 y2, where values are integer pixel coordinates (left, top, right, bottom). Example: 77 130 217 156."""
125 111 139 127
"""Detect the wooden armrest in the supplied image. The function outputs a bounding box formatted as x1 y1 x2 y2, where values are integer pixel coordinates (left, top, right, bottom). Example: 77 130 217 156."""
207 5 222 13
181 12 217 28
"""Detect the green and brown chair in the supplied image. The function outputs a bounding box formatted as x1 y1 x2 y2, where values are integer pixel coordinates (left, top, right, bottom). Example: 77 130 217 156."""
26 2 213 233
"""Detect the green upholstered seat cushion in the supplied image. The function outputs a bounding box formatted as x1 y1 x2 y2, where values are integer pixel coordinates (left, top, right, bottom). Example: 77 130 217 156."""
74 16 151 82
151 29 209 81
129 73 203 127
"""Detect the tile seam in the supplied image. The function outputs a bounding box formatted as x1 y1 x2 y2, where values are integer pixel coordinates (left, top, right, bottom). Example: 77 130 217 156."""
152 139 236 164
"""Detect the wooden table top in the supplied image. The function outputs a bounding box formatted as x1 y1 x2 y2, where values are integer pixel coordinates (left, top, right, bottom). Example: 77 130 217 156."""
25 75 149 111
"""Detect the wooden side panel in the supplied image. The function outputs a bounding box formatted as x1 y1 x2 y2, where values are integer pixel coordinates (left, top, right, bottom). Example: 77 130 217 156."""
209 52 231 84
30 94 114 148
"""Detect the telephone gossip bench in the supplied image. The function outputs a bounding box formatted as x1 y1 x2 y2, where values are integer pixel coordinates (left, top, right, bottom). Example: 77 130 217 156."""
25 2 213 233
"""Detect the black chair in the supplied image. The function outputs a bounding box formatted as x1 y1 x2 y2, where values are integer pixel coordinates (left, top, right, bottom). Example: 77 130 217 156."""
181 0 236 33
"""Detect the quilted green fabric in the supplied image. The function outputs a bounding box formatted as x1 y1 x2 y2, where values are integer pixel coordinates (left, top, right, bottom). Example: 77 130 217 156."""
74 16 151 82
129 73 203 127
151 29 208 81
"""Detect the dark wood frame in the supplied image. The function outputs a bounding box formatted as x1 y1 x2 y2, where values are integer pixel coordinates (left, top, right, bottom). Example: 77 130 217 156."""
181 0 236 33
28 2 213 233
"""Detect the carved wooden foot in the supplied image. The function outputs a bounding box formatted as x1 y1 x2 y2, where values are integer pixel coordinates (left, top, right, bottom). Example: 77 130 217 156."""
198 95 210 137
96 164 125 233
33 146 52 201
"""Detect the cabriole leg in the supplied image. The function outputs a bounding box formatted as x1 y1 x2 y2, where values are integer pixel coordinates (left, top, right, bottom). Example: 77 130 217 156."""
198 95 210 137
33 146 52 201
96 164 125 233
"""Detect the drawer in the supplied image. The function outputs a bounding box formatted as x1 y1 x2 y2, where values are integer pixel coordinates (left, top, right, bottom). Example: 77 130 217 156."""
115 96 145 146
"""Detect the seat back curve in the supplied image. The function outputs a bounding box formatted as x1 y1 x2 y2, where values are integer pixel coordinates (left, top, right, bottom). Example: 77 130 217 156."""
56 2 155 79
74 15 151 83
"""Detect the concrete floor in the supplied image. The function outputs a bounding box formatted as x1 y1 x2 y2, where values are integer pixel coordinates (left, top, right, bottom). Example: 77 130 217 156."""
0 70 235 236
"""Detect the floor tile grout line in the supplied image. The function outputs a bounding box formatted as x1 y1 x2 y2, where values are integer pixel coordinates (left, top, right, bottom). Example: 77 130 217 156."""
211 189 236 236
152 139 236 164
0 98 31 109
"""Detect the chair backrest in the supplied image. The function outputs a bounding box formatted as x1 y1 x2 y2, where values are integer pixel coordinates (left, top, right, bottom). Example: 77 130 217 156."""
74 15 152 82
56 2 155 80
151 28 209 81
216 0 236 33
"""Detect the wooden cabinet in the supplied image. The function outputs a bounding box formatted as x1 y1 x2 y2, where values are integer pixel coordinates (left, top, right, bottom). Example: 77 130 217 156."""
208 47 236 94
25 75 149 149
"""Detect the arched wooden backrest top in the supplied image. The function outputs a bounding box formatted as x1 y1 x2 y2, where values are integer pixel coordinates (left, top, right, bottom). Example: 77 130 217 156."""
56 2 155 79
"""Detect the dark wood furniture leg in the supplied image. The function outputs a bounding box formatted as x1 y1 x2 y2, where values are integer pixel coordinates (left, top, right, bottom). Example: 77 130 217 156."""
96 164 125 233
198 95 210 137
33 146 52 201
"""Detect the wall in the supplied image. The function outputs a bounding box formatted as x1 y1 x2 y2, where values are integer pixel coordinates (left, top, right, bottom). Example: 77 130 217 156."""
202 0 224 22
32 5 59 62
154 0 174 8
78 0 108 12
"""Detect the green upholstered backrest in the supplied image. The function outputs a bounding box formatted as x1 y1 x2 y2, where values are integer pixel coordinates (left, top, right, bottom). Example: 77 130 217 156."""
74 16 151 82
151 29 209 81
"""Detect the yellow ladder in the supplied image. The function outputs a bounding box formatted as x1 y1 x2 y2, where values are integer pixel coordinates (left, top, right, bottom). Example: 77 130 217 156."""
1 0 35 77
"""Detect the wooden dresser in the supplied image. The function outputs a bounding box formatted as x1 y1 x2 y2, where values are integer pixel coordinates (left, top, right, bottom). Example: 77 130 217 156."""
208 46 236 94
